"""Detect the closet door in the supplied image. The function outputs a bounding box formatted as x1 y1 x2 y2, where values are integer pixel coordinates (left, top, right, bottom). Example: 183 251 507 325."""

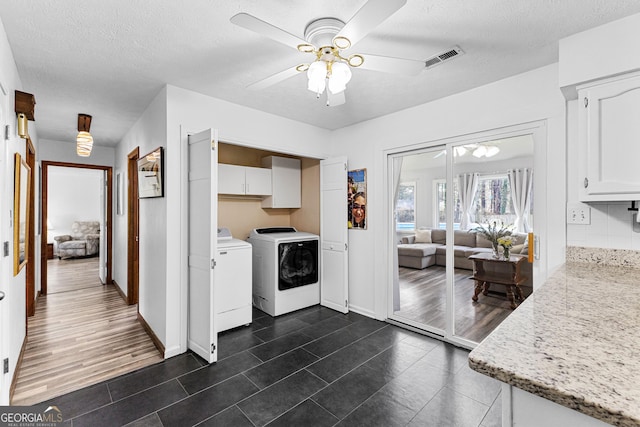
187 128 218 363
320 156 349 313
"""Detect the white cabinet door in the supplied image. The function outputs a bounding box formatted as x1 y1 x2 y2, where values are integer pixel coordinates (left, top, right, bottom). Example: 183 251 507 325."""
245 166 272 196
579 73 640 201
218 164 272 196
218 163 246 195
320 156 349 313
187 128 218 364
262 156 301 208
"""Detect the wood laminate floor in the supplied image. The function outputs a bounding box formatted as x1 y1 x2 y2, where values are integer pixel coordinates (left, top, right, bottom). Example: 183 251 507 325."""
395 265 517 343
11 257 163 405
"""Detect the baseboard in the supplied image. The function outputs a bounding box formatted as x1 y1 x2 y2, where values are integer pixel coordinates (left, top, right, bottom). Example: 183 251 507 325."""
9 337 27 403
111 280 127 303
348 304 375 319
137 312 165 358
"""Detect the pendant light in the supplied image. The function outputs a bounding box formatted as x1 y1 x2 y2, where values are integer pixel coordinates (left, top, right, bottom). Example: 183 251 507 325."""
76 114 93 157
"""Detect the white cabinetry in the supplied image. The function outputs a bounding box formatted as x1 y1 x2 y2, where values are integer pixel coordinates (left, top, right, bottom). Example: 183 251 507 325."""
507 385 611 427
216 239 252 332
578 72 640 201
218 163 272 196
261 156 301 208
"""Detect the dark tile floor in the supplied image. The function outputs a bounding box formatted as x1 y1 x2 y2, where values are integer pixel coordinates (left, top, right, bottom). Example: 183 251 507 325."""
37 306 501 427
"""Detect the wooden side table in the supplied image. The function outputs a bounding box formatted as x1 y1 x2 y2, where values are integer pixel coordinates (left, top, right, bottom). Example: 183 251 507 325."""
47 243 54 260
469 252 528 309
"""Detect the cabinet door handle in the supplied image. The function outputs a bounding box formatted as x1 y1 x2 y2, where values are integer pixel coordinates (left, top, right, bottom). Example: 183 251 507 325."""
584 178 589 188
584 97 589 108
0 291 5 301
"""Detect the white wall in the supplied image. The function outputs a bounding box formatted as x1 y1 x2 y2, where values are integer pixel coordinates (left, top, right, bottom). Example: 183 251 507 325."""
114 87 168 346
0 17 38 405
559 13 640 97
332 64 566 320
39 139 115 167
48 167 102 247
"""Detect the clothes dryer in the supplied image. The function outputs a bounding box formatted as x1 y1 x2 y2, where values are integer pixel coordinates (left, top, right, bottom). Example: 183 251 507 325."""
247 227 319 316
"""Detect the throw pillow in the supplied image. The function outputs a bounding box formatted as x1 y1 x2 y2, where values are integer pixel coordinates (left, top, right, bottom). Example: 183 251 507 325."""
415 229 432 243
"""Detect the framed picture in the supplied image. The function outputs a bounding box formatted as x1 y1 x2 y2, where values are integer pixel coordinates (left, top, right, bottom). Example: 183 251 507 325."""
14 153 32 275
138 147 163 198
348 168 367 230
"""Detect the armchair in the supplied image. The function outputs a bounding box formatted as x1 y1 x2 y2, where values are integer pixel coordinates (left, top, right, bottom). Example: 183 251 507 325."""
54 221 100 259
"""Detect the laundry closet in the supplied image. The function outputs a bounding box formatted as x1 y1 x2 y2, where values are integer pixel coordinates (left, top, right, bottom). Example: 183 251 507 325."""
215 143 321 325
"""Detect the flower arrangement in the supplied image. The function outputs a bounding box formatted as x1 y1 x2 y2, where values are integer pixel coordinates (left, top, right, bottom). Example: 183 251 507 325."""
497 235 516 258
472 221 513 258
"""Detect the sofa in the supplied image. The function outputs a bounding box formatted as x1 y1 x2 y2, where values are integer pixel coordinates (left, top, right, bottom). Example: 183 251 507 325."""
54 221 100 259
398 228 528 270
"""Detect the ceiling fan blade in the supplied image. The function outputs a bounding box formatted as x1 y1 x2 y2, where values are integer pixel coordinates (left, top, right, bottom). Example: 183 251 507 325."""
230 13 308 50
358 53 424 75
246 65 302 90
327 90 346 107
336 0 406 47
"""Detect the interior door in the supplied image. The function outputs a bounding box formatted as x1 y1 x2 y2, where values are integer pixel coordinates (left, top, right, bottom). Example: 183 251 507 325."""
187 128 218 363
98 171 106 283
320 156 349 313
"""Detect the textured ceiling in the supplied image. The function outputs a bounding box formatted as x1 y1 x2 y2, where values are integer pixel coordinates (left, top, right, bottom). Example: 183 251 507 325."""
2 1 640 147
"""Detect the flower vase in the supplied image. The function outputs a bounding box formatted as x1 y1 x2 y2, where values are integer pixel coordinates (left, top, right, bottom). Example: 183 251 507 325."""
503 247 510 259
492 243 501 259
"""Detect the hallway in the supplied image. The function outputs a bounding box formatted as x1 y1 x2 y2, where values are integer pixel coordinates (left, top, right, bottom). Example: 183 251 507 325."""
11 257 162 405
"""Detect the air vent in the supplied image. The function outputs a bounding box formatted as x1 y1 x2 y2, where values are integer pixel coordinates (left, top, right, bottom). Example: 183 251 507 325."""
424 46 464 69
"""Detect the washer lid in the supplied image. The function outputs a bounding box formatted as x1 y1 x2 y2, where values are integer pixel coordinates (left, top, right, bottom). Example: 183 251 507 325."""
253 227 297 234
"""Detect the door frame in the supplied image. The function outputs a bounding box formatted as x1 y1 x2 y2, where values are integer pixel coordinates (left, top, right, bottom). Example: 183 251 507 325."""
127 148 139 305
41 161 113 295
384 120 547 349
25 138 36 318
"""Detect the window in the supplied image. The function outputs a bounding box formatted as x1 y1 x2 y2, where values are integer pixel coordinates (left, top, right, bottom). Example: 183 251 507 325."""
395 182 416 230
435 174 526 229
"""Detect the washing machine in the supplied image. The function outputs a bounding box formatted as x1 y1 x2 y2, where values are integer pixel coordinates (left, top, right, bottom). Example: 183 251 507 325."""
216 237 252 332
247 227 319 316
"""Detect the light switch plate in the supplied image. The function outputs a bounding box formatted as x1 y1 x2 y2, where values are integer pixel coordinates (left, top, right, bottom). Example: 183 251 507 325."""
567 203 591 225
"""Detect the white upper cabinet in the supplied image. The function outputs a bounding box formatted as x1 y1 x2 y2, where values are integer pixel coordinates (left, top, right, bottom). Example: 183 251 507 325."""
578 72 640 201
261 156 301 208
218 163 272 196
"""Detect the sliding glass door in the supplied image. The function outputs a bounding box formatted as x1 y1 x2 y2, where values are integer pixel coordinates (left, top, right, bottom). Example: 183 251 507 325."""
391 147 447 334
389 133 535 346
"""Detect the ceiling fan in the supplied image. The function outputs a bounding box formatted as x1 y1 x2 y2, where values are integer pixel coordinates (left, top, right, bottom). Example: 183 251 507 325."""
230 0 426 106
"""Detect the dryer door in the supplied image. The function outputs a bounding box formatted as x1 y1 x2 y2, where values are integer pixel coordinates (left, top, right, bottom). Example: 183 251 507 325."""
278 240 318 290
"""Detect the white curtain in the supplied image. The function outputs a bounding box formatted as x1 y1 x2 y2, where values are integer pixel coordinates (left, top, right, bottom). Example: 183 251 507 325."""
508 168 533 232
392 157 403 311
457 173 479 230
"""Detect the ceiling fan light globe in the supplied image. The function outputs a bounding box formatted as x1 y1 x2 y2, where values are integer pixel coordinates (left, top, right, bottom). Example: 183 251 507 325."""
485 146 500 157
307 61 327 93
328 62 351 94
472 146 487 158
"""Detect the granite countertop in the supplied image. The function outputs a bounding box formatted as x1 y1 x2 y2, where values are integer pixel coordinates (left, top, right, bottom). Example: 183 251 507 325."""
468 259 640 427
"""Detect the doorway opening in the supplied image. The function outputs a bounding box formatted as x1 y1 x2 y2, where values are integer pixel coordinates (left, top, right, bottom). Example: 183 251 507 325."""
40 161 112 295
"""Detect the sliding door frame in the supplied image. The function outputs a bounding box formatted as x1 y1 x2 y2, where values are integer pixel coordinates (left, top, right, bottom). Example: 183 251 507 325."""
385 120 548 350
